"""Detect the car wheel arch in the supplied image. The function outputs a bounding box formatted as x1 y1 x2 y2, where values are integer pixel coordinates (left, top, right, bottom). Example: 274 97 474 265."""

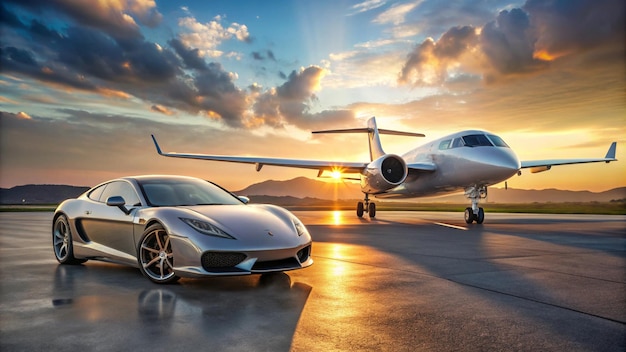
52 212 67 228
144 219 164 232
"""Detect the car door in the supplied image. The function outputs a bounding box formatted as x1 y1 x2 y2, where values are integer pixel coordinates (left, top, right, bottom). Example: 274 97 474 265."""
80 180 141 262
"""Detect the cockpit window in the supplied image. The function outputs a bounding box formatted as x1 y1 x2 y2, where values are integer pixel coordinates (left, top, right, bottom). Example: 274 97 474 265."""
451 138 465 148
462 134 493 147
487 134 510 148
438 139 451 150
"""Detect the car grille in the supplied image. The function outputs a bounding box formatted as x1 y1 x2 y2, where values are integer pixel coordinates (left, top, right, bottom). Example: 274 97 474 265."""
252 245 312 271
252 257 300 271
201 252 246 271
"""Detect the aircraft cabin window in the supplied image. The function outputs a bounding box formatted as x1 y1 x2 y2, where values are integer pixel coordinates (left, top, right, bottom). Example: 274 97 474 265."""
462 134 493 147
487 134 510 147
438 140 451 150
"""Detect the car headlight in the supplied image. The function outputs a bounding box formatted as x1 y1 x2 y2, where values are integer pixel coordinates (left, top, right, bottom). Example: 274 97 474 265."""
180 218 235 239
292 217 308 237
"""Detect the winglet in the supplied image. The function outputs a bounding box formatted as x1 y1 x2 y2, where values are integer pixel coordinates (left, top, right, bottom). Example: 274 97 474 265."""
151 134 164 155
605 142 617 160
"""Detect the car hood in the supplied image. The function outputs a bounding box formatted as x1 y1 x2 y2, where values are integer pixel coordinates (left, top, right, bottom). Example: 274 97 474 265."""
180 204 305 247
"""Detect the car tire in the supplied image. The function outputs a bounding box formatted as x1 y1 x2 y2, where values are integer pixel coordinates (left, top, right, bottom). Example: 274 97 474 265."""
52 215 86 265
137 223 180 284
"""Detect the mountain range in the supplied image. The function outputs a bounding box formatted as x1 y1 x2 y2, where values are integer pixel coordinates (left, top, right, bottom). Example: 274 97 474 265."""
1 177 624 205
234 177 626 204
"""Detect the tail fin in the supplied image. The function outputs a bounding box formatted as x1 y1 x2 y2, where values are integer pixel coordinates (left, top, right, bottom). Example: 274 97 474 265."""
366 117 386 160
312 117 424 161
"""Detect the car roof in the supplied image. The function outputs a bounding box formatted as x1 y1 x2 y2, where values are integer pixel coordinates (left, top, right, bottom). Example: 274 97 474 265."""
120 175 203 183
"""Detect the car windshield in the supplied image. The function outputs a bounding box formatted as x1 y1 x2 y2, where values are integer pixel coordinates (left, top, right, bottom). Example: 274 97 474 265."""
139 178 243 207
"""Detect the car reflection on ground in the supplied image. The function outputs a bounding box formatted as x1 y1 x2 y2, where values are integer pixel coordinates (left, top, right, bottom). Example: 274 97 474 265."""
51 264 312 350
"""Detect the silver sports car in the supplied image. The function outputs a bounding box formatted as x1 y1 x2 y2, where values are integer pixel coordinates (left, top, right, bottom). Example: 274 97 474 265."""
52 175 313 284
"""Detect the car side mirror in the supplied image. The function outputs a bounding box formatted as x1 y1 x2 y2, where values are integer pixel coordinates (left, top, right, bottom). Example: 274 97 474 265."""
238 196 250 204
106 196 131 215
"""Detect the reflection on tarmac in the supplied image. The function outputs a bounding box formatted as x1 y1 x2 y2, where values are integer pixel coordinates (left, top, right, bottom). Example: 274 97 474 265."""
0 211 625 351
49 264 311 350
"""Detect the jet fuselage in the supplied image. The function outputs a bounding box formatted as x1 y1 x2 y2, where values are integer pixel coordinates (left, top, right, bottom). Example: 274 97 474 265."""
378 130 521 198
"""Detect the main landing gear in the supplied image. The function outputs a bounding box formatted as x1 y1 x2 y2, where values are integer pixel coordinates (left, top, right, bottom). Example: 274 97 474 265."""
356 193 376 218
464 185 487 224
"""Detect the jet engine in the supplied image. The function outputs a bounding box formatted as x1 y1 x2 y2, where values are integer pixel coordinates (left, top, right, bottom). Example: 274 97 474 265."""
360 154 408 194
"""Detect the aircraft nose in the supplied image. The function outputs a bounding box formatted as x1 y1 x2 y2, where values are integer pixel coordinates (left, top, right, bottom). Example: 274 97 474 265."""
487 149 521 178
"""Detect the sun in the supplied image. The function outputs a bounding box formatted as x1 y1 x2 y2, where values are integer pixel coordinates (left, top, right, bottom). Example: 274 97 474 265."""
331 170 342 180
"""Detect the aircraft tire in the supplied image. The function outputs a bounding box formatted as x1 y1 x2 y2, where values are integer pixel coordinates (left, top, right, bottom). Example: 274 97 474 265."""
357 202 364 218
464 207 474 224
476 208 485 224
368 203 376 218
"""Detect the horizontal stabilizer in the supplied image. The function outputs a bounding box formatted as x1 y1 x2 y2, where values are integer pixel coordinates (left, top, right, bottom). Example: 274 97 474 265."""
312 128 424 137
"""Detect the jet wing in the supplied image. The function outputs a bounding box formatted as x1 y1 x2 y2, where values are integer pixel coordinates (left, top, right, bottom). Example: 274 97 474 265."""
151 135 367 173
520 142 617 172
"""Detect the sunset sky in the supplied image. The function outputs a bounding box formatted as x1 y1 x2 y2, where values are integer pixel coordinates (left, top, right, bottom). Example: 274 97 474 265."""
1 0 624 193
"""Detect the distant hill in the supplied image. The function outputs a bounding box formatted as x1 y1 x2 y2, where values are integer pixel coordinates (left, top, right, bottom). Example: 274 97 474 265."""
235 177 626 204
0 185 89 204
482 187 626 204
1 178 624 205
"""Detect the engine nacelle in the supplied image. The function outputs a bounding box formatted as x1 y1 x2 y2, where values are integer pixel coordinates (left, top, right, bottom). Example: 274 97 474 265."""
360 154 408 194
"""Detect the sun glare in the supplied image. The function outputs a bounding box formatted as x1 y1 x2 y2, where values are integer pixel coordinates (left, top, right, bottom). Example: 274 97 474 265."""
331 170 342 179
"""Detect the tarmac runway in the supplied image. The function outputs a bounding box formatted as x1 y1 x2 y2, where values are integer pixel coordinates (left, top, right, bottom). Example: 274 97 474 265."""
0 211 625 351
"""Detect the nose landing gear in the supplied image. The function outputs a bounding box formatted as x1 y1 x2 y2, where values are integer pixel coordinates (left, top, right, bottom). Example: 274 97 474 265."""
356 193 376 218
464 185 487 224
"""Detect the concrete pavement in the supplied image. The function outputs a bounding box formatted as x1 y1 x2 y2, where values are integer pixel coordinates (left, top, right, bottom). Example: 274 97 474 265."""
1 211 624 351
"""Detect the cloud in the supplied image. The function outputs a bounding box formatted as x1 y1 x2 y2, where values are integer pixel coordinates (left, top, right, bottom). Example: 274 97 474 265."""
348 0 387 16
397 0 625 86
479 8 549 81
277 66 325 100
251 66 356 129
252 50 277 62
0 5 251 128
1 8 179 89
3 0 162 40
0 2 358 131
16 111 32 119
0 44 100 92
177 16 251 58
523 0 625 59
399 25 479 85
373 1 421 25
151 104 175 116
168 38 208 71
58 27 179 83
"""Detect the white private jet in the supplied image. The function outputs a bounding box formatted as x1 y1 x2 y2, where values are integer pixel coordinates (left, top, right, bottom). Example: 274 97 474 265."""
151 117 617 224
